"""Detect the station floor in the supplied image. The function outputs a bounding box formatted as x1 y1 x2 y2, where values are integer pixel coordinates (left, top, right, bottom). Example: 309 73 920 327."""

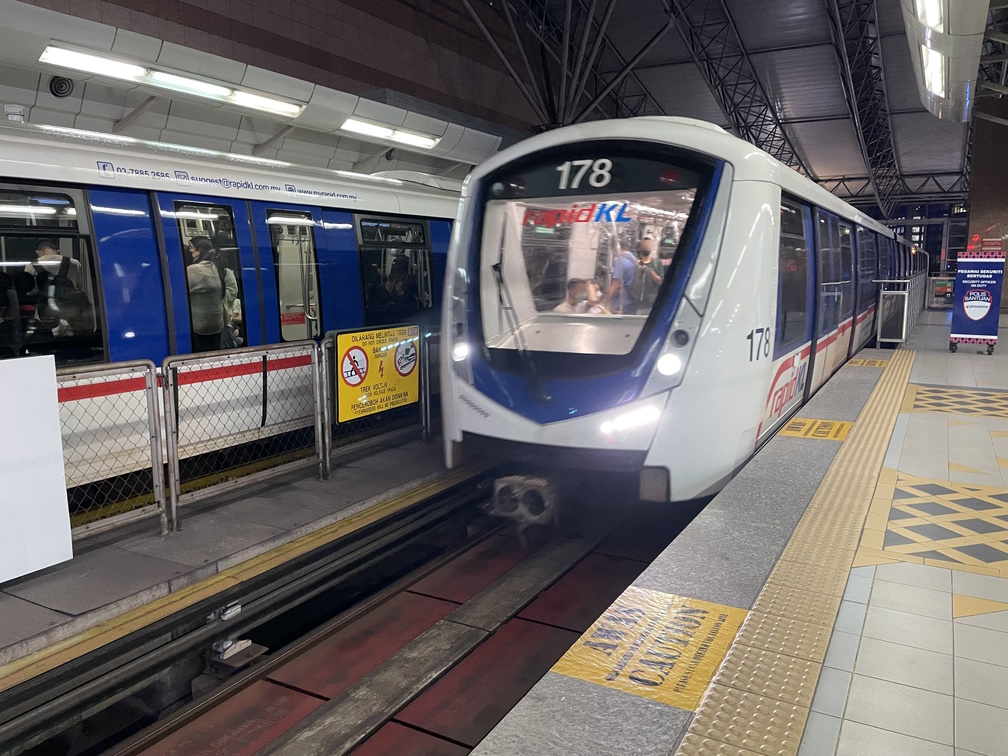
476 310 1008 756
0 433 453 680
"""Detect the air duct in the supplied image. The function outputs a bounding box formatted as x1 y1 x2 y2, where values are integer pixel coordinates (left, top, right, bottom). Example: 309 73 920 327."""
901 0 988 122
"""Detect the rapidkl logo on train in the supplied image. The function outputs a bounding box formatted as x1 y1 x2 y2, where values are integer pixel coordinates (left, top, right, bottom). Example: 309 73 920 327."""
523 202 632 228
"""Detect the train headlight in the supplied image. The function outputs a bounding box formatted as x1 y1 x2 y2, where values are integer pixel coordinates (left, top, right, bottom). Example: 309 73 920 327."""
656 353 683 376
600 404 661 435
452 342 470 362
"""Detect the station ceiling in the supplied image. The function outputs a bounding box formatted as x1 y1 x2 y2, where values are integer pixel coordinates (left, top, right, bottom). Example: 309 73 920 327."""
474 0 982 219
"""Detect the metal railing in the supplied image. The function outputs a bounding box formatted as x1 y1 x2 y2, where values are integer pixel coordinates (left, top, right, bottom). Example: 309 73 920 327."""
48 328 443 536
161 341 322 530
57 361 166 536
876 272 928 344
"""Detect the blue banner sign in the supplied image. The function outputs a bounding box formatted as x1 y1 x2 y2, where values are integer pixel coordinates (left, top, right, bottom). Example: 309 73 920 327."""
950 238 1005 352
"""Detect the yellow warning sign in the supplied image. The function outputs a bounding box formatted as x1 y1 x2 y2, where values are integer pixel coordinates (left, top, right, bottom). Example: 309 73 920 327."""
847 358 889 367
336 325 420 422
551 586 747 710
779 418 852 440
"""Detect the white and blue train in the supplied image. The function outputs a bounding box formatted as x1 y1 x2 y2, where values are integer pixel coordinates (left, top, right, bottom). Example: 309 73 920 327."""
441 117 924 504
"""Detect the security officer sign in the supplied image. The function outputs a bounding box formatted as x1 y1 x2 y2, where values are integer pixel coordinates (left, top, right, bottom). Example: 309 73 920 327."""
336 325 420 422
950 239 1005 353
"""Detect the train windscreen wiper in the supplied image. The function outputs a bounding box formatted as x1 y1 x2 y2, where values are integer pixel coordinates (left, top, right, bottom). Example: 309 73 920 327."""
492 223 551 402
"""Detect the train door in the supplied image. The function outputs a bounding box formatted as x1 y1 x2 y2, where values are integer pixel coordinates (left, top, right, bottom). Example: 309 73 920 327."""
830 220 855 368
809 210 837 394
758 196 814 440
157 194 261 354
851 227 879 354
248 204 323 344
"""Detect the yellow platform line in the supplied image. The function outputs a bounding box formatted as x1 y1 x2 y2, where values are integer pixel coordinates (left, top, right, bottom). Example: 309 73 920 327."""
678 350 915 756
0 461 492 694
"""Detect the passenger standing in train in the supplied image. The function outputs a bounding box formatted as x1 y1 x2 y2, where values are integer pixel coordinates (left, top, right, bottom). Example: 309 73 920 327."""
186 236 225 353
33 240 83 289
220 263 239 349
607 242 639 314
635 238 664 310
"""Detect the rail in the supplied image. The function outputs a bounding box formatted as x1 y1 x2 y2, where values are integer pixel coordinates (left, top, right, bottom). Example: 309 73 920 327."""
161 341 323 531
57 360 167 536
875 272 928 344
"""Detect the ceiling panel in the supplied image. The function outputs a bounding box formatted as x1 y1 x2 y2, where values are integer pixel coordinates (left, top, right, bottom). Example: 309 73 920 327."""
788 118 868 178
725 0 832 52
634 63 730 127
891 112 967 174
882 34 925 113
876 0 907 37
751 45 849 121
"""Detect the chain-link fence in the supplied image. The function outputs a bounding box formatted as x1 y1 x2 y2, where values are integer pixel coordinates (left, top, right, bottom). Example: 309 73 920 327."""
57 361 166 535
162 342 322 529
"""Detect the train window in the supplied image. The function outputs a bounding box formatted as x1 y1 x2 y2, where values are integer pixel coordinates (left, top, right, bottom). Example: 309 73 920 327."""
815 211 838 333
775 198 810 355
0 190 79 230
358 217 433 327
0 232 103 364
266 210 321 341
174 202 247 353
855 228 877 312
837 221 854 318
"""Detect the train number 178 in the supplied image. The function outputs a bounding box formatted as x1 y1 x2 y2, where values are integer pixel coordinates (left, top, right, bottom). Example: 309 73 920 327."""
747 327 771 361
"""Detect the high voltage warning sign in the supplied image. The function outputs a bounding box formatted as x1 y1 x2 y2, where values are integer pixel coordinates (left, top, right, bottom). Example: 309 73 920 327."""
336 325 420 422
552 587 747 710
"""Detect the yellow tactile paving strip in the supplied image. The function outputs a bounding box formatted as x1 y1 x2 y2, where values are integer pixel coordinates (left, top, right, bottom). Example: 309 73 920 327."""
855 468 1008 577
778 418 853 441
0 461 493 694
677 349 915 756
847 357 889 367
902 383 1008 417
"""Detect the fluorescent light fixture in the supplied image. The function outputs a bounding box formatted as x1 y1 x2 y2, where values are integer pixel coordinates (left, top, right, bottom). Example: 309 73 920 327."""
174 211 219 220
40 45 146 81
39 45 305 118
921 44 945 97
656 353 683 376
915 0 942 31
451 342 470 362
63 207 77 215
340 118 441 150
0 204 57 215
600 404 661 435
149 71 231 98
266 215 313 225
232 91 303 117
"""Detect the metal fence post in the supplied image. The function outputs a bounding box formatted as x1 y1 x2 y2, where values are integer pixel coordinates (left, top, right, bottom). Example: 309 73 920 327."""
421 332 432 443
311 344 325 481
161 359 182 532
144 364 168 536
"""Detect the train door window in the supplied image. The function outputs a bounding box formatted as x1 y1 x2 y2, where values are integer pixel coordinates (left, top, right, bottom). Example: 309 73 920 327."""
838 221 854 318
776 197 810 355
815 210 839 333
357 217 433 327
266 210 321 341
855 228 877 311
174 202 247 353
0 189 104 364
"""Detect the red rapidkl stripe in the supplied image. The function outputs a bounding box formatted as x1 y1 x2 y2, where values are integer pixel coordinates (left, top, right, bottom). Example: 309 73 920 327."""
178 354 312 385
58 376 146 402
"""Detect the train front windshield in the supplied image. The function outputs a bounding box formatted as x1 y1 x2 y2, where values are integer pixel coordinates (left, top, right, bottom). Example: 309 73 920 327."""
478 148 712 357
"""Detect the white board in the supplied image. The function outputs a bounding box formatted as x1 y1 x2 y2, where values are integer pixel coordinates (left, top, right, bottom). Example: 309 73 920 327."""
0 355 73 582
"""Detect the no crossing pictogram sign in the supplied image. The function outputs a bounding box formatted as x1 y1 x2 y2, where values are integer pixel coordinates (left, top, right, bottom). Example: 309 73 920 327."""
341 346 368 386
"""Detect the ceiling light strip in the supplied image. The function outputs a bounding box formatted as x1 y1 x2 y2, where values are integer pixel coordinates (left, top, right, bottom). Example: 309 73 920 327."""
39 45 304 118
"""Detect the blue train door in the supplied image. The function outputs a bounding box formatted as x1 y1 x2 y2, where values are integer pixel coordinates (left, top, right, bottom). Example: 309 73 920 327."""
156 194 263 355
248 203 325 345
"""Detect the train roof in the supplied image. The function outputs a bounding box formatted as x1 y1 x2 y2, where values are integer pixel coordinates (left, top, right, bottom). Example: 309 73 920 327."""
0 122 460 219
464 116 895 240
